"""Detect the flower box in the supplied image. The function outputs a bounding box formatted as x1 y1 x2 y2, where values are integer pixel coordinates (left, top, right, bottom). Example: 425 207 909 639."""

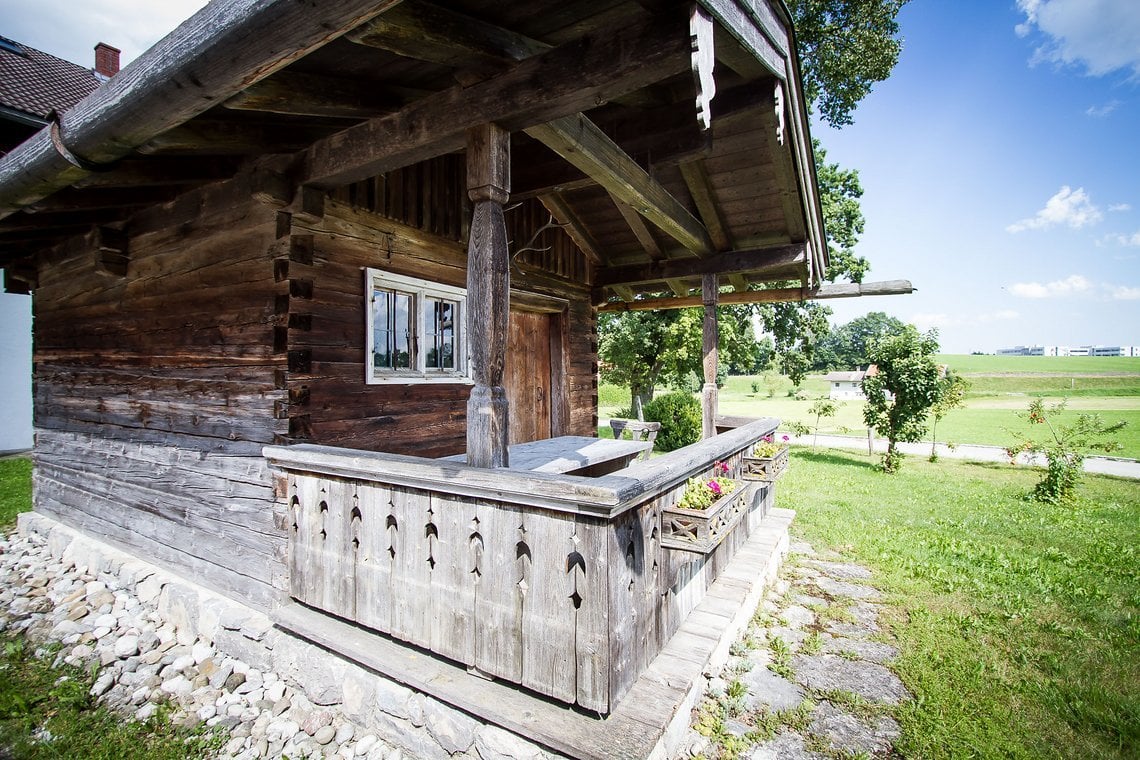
742 442 789 482
661 478 754 554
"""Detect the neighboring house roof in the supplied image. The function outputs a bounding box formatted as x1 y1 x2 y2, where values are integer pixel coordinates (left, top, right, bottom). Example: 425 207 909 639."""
823 371 865 383
0 36 99 123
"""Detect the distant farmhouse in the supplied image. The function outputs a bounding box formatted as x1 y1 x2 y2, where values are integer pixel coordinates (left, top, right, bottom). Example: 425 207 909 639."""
997 345 1140 357
824 367 876 400
0 36 119 153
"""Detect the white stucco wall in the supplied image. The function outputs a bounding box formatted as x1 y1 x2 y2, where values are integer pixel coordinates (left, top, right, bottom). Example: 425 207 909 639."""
0 272 33 453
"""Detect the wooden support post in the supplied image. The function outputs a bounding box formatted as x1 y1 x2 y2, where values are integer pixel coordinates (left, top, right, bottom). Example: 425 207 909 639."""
466 123 511 468
702 273 718 439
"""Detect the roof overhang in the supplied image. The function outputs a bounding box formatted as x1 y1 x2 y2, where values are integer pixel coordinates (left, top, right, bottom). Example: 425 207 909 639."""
0 0 834 302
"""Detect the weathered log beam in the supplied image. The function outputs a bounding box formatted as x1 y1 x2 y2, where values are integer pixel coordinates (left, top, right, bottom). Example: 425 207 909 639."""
596 244 804 287
300 14 691 189
224 70 406 119
609 192 664 262
597 279 916 312
526 114 714 256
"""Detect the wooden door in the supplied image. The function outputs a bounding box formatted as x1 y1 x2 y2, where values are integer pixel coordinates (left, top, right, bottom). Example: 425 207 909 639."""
505 310 552 444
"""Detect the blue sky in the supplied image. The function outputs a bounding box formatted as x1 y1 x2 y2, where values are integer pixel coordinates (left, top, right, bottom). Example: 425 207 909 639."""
816 0 1140 352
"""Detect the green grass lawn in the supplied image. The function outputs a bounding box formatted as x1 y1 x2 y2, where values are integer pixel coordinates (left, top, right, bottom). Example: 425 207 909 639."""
0 456 32 530
781 450 1140 759
600 357 1140 458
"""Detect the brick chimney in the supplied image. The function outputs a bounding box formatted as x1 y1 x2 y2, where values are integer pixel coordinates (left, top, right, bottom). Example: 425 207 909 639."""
94 42 120 79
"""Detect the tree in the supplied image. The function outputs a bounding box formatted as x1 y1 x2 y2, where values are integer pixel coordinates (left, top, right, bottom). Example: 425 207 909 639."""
815 311 907 371
861 326 941 473
789 0 911 128
806 397 840 451
928 371 970 461
598 303 760 414
1005 400 1126 504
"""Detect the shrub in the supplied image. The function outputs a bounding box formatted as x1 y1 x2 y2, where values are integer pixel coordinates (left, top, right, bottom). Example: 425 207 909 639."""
644 392 702 451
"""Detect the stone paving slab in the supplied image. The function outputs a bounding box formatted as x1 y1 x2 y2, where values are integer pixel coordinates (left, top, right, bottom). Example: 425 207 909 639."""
678 540 911 759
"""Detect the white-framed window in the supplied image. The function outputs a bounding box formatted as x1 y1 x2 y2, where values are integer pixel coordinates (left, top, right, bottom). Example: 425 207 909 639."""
365 268 470 384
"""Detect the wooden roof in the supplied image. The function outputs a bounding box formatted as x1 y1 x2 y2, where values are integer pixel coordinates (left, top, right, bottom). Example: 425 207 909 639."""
0 0 828 305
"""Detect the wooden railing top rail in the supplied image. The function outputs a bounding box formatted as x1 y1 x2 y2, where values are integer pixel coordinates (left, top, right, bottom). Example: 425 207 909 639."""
264 417 778 519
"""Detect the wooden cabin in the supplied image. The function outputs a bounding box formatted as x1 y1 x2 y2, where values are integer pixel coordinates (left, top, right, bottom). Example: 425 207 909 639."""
0 0 853 753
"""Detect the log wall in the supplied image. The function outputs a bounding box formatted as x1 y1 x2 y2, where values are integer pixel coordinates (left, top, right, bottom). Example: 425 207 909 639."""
285 178 597 457
31 175 288 607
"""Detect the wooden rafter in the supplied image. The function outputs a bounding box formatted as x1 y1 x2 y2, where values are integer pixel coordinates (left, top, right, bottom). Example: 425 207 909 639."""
596 244 804 288
608 191 664 262
679 159 732 252
300 14 690 189
597 280 916 312
538 192 602 265
526 115 714 256
346 0 552 81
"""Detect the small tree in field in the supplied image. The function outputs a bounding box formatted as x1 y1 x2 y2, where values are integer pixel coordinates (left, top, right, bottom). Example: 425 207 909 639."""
928 371 970 461
1005 399 1126 504
861 326 941 473
806 397 840 451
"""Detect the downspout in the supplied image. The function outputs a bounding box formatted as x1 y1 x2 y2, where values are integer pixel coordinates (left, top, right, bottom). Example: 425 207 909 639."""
0 0 403 219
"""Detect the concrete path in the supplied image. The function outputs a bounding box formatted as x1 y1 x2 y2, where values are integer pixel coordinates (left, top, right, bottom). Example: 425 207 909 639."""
783 432 1140 480
676 540 909 759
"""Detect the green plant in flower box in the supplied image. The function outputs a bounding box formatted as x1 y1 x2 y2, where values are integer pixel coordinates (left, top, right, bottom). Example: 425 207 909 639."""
675 461 737 510
752 434 790 458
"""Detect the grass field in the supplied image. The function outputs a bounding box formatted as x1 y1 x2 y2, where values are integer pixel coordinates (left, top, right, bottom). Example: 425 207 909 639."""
782 450 1140 759
601 355 1140 458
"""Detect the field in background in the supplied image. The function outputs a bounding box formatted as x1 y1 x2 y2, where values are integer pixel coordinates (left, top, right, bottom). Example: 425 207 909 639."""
600 355 1140 458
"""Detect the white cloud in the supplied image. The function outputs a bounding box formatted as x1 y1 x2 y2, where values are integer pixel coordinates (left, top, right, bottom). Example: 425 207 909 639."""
1006 186 1103 232
1086 100 1121 117
1009 274 1093 298
1110 286 1140 300
1015 0 1140 78
1109 203 1132 212
1101 231 1140 246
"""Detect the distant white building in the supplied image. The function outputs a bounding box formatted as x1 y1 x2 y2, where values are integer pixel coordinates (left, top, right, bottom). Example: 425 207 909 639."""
996 344 1139 357
824 369 870 400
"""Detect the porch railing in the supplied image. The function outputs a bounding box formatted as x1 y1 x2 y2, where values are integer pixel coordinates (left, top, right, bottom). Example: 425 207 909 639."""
263 417 778 714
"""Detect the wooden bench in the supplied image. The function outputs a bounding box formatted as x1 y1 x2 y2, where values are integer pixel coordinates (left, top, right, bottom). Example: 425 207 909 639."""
608 419 661 460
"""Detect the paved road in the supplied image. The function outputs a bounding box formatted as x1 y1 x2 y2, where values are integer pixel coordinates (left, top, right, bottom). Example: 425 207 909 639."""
783 432 1140 480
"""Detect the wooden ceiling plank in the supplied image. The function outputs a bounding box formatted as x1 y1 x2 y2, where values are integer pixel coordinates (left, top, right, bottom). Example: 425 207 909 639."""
598 279 915 312
596 243 803 287
526 114 714 256
224 70 405 119
301 13 690 189
608 191 664 262
679 159 733 252
538 191 603 265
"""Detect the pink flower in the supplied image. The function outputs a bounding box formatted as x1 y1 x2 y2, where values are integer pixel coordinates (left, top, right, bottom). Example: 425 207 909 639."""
707 480 722 496
781 435 790 442
715 460 729 475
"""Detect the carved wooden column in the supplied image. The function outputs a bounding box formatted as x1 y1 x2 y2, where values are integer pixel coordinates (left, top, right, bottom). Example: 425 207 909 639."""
702 273 718 439
466 123 511 468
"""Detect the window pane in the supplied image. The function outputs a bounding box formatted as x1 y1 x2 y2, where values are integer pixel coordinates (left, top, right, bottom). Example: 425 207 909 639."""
373 288 413 370
425 297 457 371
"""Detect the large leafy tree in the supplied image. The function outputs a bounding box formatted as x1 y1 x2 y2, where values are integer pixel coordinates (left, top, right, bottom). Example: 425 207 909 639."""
790 0 910 128
598 304 758 413
862 326 941 473
814 311 907 370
